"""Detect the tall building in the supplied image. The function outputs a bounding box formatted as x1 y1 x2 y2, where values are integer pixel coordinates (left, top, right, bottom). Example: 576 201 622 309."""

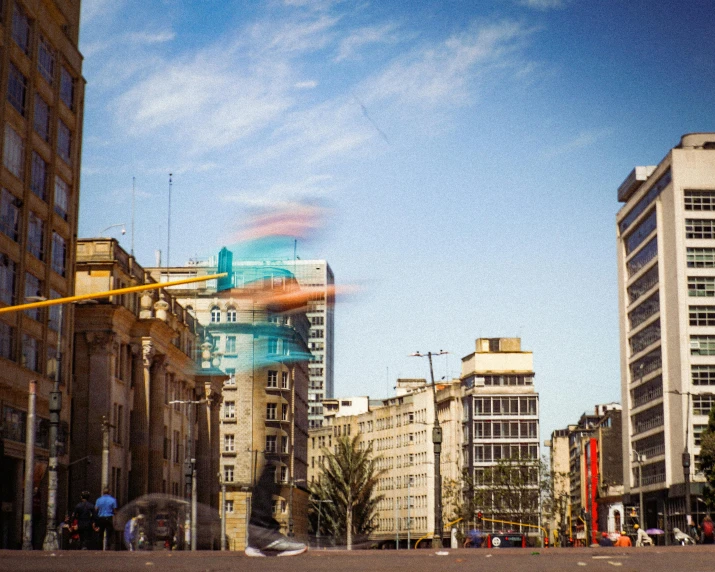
460 338 541 536
0 0 84 549
147 262 312 550
232 259 334 429
617 133 715 533
71 239 224 519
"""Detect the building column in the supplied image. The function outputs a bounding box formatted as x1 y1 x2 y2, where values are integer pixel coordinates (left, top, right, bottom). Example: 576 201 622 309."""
148 348 167 494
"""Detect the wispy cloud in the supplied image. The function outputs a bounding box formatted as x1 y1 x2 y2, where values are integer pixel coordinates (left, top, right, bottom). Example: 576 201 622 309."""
334 23 400 62
541 127 614 158
516 0 570 10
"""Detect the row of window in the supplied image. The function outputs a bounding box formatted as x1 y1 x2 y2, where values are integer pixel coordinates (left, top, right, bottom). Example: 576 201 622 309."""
473 443 539 462
472 396 538 417
685 190 715 211
0 319 59 374
472 420 538 440
619 170 672 235
686 219 715 240
629 319 660 355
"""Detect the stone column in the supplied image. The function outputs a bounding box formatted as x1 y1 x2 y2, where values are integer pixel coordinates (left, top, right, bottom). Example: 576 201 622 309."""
148 350 167 494
130 340 154 498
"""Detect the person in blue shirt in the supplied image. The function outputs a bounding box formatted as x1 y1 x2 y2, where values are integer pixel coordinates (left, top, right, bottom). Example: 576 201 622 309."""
94 488 118 550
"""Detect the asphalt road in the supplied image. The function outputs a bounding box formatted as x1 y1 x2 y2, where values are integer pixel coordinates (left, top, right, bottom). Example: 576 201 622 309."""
1 547 714 572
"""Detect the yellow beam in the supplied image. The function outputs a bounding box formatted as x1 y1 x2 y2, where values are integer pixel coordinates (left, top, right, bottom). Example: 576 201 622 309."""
481 516 548 539
0 273 227 315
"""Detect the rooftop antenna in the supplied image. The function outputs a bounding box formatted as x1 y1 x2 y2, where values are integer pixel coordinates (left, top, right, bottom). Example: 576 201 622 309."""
167 173 172 268
131 176 135 257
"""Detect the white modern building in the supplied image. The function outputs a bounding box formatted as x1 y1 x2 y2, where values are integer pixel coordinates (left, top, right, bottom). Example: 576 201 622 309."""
617 133 715 533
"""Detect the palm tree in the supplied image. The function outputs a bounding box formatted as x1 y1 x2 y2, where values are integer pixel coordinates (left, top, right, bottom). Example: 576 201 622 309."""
309 434 384 549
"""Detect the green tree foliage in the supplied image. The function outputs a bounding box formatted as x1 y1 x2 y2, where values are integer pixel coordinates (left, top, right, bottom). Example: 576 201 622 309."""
698 407 715 507
309 434 384 549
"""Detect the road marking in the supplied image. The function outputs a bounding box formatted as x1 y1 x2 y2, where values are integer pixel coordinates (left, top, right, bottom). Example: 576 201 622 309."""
593 556 627 559
577 562 586 566
607 562 623 567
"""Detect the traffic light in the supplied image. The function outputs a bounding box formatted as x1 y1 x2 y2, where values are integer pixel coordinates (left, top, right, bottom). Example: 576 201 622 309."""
477 511 483 522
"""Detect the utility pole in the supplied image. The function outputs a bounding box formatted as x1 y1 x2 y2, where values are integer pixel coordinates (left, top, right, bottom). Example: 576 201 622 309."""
42 304 63 551
219 473 226 551
410 350 448 549
22 381 37 550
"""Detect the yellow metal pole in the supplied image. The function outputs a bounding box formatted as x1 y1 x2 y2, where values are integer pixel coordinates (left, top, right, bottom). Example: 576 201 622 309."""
0 273 227 315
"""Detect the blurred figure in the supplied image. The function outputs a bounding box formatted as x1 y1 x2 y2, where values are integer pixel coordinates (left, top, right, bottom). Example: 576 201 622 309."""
71 491 94 550
599 532 614 547
94 488 117 550
673 527 696 545
614 530 632 547
634 524 652 546
245 462 307 557
702 515 714 544
463 528 483 548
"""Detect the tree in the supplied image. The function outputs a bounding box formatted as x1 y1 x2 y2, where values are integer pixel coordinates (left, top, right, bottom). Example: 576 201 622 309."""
309 434 384 549
698 406 715 508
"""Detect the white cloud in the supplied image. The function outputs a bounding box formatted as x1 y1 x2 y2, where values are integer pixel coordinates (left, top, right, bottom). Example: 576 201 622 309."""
362 21 533 108
81 0 125 25
541 128 614 158
334 23 400 62
294 80 318 89
516 0 569 10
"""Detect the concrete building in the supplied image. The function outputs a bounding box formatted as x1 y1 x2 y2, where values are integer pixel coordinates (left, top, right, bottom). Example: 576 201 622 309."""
71 239 224 516
147 262 312 550
617 133 715 533
545 428 571 544
460 338 541 536
0 0 84 548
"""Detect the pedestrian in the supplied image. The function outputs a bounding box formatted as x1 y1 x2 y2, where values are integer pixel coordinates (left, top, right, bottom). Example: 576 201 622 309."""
673 527 696 545
634 524 653 546
701 515 714 545
245 462 307 557
71 491 95 550
599 532 614 547
464 528 483 548
94 488 117 550
613 530 632 547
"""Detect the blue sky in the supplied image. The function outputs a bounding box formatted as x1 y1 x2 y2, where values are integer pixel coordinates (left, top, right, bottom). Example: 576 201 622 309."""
77 0 715 441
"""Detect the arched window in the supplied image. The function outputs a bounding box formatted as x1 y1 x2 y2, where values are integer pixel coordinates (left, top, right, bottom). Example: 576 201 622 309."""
210 306 221 323
614 510 621 532
227 307 237 323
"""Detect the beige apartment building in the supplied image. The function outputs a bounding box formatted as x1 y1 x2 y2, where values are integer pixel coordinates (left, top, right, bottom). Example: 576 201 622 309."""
0 0 84 548
617 133 715 533
71 239 224 516
545 428 570 543
460 338 541 536
308 379 463 548
147 262 311 550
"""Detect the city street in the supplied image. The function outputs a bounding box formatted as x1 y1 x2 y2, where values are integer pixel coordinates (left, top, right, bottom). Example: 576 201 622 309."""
1 547 714 572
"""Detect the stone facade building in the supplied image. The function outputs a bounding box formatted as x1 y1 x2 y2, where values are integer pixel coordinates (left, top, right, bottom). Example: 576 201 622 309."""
0 0 85 548
147 262 311 550
71 239 224 515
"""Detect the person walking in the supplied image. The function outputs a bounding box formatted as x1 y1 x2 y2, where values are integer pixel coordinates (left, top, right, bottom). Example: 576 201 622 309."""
71 491 95 550
634 524 653 546
245 462 307 557
701 515 714 544
94 488 117 550
614 530 632 547
599 532 614 547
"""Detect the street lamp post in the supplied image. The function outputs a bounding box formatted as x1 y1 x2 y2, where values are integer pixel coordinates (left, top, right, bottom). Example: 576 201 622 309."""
169 399 206 551
312 498 333 548
410 350 448 549
633 451 646 526
667 389 693 528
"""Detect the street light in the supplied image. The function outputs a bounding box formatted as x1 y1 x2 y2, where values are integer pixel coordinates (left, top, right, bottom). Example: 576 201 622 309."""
169 398 207 551
667 389 694 528
410 350 448 549
99 223 126 237
311 497 333 548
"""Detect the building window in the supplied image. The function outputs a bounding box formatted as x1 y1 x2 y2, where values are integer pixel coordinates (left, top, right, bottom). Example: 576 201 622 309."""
225 368 235 385
48 290 61 331
0 189 20 241
688 277 715 297
7 63 27 116
0 320 16 360
23 273 42 321
694 395 715 416
309 329 324 339
4 124 24 180
57 120 71 163
691 336 715 356
34 95 50 141
27 212 45 261
268 338 278 354
224 401 235 418
21 334 39 372
225 335 236 354
267 370 277 388
310 316 324 325
54 177 69 220
281 404 288 421
31 152 48 201
690 306 715 326
686 219 715 240
38 36 55 85
688 247 715 268
223 465 234 482
227 307 237 322
693 365 715 386
210 306 220 322
685 190 715 211
225 499 234 513
114 404 124 444
265 435 277 453
60 67 74 110
266 403 278 420
309 367 324 377
11 4 31 54
626 237 657 278
281 371 289 389
279 466 287 483
0 256 17 306
629 320 660 355
625 210 657 255
51 232 66 276
281 436 288 454
628 264 659 304
224 434 235 452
